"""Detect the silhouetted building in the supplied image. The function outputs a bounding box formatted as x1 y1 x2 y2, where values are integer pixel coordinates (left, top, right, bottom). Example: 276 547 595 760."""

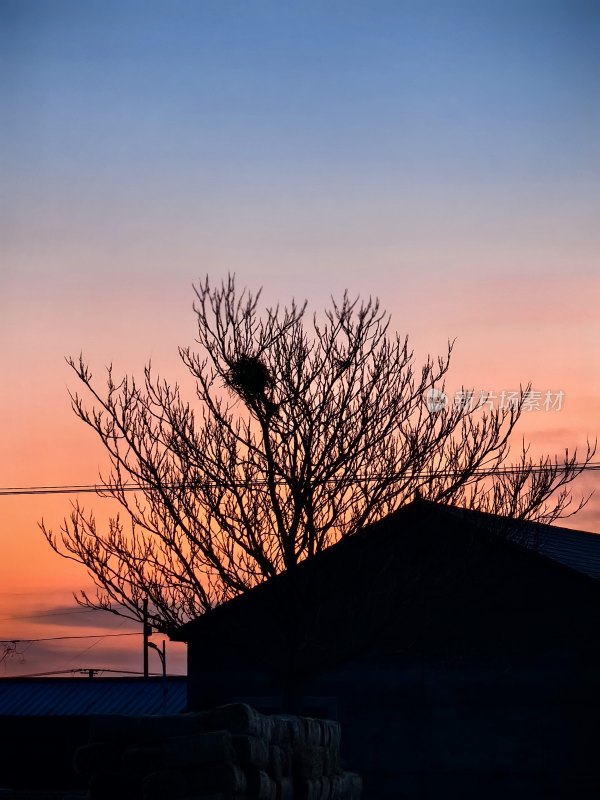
0 677 186 791
172 500 600 799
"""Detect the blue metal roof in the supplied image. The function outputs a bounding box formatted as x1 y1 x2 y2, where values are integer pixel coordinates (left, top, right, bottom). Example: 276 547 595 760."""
522 522 600 581
445 505 600 581
0 677 187 716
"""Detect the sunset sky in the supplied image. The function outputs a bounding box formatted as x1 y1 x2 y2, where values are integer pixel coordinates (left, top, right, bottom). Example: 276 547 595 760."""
1 0 599 677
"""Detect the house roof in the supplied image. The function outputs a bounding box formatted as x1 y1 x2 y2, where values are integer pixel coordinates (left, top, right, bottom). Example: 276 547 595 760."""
443 504 600 581
171 501 600 670
0 677 187 716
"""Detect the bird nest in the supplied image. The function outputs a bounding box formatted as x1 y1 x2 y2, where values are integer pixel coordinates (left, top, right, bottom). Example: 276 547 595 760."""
226 355 274 401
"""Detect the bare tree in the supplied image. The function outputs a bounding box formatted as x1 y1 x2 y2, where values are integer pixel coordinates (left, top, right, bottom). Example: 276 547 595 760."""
40 275 594 633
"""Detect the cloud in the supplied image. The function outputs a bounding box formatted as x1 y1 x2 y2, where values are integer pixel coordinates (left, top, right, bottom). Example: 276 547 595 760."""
27 604 140 631
0 603 139 630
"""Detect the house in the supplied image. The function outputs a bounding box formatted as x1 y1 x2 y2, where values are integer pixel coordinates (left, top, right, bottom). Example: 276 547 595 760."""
0 677 187 791
172 499 600 799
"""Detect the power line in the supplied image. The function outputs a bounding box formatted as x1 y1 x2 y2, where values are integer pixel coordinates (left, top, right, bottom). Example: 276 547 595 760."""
62 616 132 670
0 633 140 644
65 634 110 666
0 668 172 679
1 462 599 497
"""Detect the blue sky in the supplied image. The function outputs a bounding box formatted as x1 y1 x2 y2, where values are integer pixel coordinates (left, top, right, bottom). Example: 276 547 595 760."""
2 0 598 307
4 1 598 213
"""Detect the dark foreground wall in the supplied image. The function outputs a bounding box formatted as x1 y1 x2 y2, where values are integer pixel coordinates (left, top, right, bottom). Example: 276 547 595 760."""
0 678 187 792
186 655 600 800
0 717 88 791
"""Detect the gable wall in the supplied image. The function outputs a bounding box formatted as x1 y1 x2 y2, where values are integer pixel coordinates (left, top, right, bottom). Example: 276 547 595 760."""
186 651 600 800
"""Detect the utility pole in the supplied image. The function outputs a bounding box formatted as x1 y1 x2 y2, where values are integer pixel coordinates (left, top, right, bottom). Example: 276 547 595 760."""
143 598 150 679
144 598 167 683
147 639 167 678
162 640 167 713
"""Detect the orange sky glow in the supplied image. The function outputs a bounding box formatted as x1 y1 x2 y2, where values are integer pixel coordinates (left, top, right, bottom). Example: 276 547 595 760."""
2 1 598 677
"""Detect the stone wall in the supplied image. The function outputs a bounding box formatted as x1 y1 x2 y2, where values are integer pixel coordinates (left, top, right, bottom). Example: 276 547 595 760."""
73 703 361 800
